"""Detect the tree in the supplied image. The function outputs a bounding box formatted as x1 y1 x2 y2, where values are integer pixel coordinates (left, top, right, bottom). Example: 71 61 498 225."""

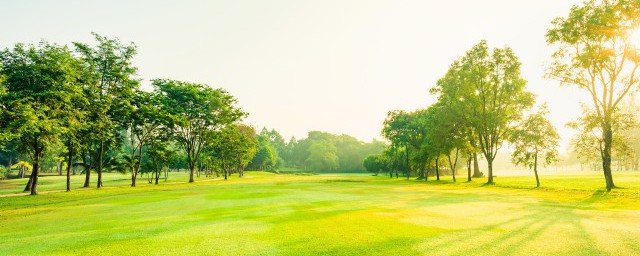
546 0 640 191
432 41 534 184
155 79 245 182
126 90 169 187
209 124 258 179
568 104 635 172
0 42 83 195
306 140 339 172
248 136 277 172
74 33 138 188
145 139 175 185
382 110 422 179
509 106 560 187
363 154 389 176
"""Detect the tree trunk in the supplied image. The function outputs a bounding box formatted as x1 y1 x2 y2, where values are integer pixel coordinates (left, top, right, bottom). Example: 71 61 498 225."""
602 122 615 191
24 170 34 192
188 154 195 183
30 148 42 195
467 156 472 182
448 149 459 182
472 153 482 177
83 164 91 188
405 145 410 179
435 158 440 181
394 147 398 178
425 168 429 181
155 162 159 185
97 142 104 188
131 171 137 187
487 158 494 184
66 140 73 192
83 153 92 188
534 151 540 188
165 167 168 182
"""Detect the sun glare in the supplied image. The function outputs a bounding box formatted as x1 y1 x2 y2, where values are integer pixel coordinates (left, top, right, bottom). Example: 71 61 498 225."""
627 27 640 49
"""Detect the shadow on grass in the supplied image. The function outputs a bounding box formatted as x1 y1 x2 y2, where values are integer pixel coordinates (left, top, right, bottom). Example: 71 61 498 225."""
419 206 604 255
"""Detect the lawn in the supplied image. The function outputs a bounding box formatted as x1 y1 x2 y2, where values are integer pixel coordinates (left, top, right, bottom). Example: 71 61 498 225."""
1 172 639 255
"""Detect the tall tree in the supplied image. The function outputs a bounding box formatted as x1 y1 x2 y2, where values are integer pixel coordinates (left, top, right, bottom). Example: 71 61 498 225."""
126 90 169 187
382 110 422 179
546 0 640 191
74 33 138 188
154 79 245 183
509 105 560 187
433 41 534 184
0 42 82 195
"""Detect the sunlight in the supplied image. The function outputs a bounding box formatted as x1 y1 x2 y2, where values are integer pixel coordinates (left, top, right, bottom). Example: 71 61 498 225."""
627 27 640 49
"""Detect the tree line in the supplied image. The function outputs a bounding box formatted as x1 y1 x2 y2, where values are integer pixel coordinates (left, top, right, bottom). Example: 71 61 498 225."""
0 33 386 196
366 0 640 191
0 34 251 195
247 128 385 173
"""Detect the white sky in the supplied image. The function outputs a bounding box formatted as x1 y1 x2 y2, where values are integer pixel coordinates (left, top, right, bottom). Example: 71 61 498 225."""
1 0 588 151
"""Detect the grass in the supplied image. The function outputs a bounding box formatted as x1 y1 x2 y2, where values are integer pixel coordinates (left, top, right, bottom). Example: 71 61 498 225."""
1 171 640 255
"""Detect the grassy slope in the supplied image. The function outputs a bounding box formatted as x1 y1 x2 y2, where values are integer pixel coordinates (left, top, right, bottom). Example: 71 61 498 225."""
1 172 639 255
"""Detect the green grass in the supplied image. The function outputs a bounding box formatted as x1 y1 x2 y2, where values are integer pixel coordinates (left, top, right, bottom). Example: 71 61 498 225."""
1 172 640 255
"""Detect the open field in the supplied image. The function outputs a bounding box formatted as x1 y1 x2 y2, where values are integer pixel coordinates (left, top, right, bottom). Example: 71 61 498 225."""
1 172 640 255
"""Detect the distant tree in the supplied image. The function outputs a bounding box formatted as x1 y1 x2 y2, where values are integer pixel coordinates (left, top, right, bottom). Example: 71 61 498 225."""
283 136 298 167
145 139 175 185
12 161 32 179
154 79 245 183
509 106 560 187
248 136 277 172
432 41 534 184
306 140 339 172
210 124 258 179
0 42 83 195
363 154 389 176
382 110 422 179
546 0 640 190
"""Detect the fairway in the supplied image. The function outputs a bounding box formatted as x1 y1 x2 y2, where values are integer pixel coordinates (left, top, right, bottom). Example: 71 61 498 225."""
1 172 640 255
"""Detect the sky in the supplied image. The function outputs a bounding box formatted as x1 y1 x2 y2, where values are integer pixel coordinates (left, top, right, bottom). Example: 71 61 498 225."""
0 0 588 150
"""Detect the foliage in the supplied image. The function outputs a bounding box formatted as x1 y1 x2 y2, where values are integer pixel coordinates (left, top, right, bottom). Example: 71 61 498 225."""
547 0 640 190
0 41 83 194
154 79 245 182
509 105 560 186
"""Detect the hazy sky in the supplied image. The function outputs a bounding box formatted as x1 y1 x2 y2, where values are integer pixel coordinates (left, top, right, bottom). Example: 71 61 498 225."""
1 0 587 150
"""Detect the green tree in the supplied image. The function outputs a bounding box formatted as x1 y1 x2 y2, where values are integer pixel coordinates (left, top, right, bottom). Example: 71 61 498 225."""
155 79 245 182
74 33 138 188
432 41 534 184
306 140 339 172
546 0 640 190
126 90 169 187
382 110 422 179
210 124 258 179
248 137 277 171
509 105 560 187
0 42 83 195
363 154 390 176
